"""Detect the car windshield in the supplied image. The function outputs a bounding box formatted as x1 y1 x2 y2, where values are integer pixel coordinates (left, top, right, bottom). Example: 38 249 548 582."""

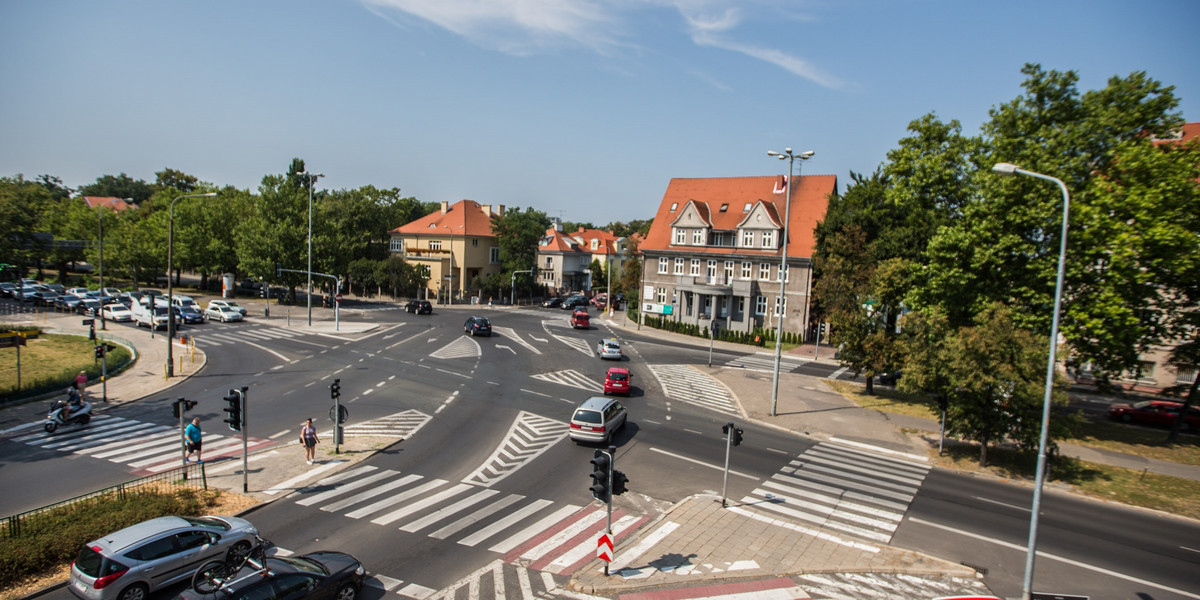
573 410 603 424
273 556 329 575
180 516 231 531
1131 401 1155 409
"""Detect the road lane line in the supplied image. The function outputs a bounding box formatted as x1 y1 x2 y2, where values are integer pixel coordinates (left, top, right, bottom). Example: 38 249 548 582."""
648 447 757 479
908 517 1200 599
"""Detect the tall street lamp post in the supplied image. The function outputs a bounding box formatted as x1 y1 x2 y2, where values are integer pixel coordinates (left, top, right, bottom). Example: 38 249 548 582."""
97 200 106 331
167 192 218 377
992 162 1070 600
765 148 813 417
296 170 324 326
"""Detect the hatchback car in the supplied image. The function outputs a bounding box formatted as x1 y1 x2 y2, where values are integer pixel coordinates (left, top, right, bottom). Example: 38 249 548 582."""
102 304 133 322
561 295 588 309
603 367 632 396
463 316 492 337
78 298 103 316
180 551 364 600
68 515 258 600
570 308 590 329
1108 400 1200 431
176 305 206 324
596 338 622 360
407 300 432 315
208 299 247 316
541 297 563 308
0 282 16 297
206 305 243 322
569 396 628 444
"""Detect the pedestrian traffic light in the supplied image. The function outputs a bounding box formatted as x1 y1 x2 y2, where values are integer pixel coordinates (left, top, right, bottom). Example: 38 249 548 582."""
94 345 104 358
590 450 611 503
722 422 743 446
275 262 282 278
330 379 341 400
223 389 242 432
261 285 268 298
172 398 182 419
611 470 629 496
732 427 743 447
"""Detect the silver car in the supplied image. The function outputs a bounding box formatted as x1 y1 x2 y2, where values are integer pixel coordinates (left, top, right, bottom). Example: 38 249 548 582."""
69 515 258 600
569 396 628 444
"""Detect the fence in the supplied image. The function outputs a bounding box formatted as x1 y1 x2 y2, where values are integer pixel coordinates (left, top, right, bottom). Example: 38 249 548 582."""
2 462 207 538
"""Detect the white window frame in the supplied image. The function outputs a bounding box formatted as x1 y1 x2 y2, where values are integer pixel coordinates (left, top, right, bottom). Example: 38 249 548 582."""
656 287 666 303
692 229 704 244
706 260 718 280
741 230 753 247
755 295 767 316
689 259 701 276
758 263 771 281
674 228 686 245
741 261 752 279
724 261 735 282
774 296 787 317
429 240 442 251
658 257 669 274
762 230 775 248
777 264 789 282
674 258 685 275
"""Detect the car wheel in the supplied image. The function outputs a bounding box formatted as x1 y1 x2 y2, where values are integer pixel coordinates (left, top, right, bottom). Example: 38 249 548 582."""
226 540 251 564
116 583 148 600
335 583 359 600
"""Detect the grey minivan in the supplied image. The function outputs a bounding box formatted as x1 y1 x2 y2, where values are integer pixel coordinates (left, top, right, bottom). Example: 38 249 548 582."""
69 515 259 600
569 396 628 444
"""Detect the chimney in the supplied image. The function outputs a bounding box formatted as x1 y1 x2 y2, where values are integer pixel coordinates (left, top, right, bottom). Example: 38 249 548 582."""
482 204 491 216
441 201 449 214
496 204 504 217
553 218 562 232
577 226 585 233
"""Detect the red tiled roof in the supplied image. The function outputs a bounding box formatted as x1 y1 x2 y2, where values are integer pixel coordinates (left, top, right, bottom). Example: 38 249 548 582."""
569 227 623 256
80 196 132 212
390 200 497 237
1153 122 1200 146
640 175 836 257
540 228 581 252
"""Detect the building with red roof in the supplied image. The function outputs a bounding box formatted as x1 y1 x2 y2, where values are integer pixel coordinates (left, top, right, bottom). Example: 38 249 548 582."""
537 223 629 295
388 200 504 301
638 174 836 336
80 196 133 212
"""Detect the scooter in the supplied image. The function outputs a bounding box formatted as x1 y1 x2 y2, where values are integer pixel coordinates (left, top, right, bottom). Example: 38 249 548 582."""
45 397 92 433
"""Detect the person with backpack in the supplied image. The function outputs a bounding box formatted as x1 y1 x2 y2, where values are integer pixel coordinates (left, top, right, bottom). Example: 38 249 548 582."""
300 418 320 465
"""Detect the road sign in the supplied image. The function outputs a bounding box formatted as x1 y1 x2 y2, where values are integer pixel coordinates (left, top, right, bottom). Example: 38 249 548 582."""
596 533 613 562
330 404 349 425
335 293 343 303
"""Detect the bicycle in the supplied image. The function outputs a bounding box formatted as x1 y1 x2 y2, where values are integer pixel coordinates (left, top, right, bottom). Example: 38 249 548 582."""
191 534 270 594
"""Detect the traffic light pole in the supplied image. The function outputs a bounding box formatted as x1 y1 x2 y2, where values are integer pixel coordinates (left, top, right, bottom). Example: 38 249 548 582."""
238 387 248 493
603 445 614 577
178 399 188 475
721 424 732 508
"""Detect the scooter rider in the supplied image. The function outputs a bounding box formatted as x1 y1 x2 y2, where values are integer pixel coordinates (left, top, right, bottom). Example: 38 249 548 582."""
65 387 84 417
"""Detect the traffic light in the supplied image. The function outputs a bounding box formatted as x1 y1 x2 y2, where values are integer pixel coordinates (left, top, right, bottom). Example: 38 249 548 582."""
223 389 242 432
731 427 743 447
611 470 629 496
589 450 611 503
275 262 282 278
172 398 181 419
330 379 341 400
94 345 104 358
722 422 743 446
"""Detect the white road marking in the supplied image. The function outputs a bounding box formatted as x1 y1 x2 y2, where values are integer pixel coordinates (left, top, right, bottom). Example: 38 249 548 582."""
649 447 757 479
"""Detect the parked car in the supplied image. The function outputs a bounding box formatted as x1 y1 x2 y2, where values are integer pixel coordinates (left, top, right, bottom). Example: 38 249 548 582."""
176 305 206 324
100 287 122 297
68 515 259 600
463 316 492 337
596 338 622 360
569 396 627 444
207 299 246 316
33 291 61 307
603 367 632 396
102 304 133 322
406 300 432 315
18 284 48 302
205 304 243 322
541 297 563 308
1108 400 1200 431
570 308 590 329
561 295 588 309
0 282 15 298
179 550 364 600
78 298 103 316
592 294 607 310
45 283 67 294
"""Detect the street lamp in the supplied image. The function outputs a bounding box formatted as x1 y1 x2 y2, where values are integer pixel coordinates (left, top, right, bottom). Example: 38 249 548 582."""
96 200 106 331
167 192 218 377
992 161 1070 600
765 148 813 417
295 170 324 326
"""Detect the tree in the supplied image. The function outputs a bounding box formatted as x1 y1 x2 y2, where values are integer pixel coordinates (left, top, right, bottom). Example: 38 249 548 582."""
0 176 52 276
491 206 551 294
236 160 313 297
78 173 154 204
589 258 606 291
155 168 199 193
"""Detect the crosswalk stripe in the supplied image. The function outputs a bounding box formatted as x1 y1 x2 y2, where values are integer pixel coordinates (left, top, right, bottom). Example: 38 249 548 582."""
367 480 451 524
429 494 524 539
488 504 582 555
517 508 605 562
399 489 500 534
801 453 926 488
544 513 643 574
457 498 553 547
295 469 399 506
370 483 473 525
322 473 423 512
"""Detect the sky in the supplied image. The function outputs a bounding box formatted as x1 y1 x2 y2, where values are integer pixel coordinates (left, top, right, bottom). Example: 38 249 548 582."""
2 0 1197 226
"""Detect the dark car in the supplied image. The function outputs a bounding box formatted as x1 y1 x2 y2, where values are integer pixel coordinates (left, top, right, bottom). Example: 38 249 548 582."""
0 282 16 298
406 300 432 315
560 295 589 309
181 551 364 600
463 316 492 337
175 306 206 324
1108 400 1200 431
541 297 563 308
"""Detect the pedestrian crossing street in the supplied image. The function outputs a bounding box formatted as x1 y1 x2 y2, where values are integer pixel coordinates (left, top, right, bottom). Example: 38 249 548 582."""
647 364 740 416
739 441 931 543
185 323 316 347
428 335 481 360
461 411 566 487
286 465 650 577
531 369 601 393
7 415 275 474
340 409 432 438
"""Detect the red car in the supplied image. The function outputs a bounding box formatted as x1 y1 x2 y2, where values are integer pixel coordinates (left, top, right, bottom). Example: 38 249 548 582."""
1108 400 1200 431
570 308 590 329
603 367 631 396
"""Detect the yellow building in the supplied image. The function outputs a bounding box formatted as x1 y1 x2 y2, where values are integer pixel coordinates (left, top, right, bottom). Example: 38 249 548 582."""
388 200 504 301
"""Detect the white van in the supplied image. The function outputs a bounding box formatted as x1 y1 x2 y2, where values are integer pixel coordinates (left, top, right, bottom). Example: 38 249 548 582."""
131 295 170 329
171 295 200 310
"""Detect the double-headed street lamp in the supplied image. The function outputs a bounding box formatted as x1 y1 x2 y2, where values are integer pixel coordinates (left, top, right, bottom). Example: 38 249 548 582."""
765 148 813 417
295 170 324 326
992 162 1070 600
167 192 218 377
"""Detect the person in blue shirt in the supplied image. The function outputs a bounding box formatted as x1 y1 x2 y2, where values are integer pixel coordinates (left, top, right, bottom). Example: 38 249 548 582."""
184 417 203 463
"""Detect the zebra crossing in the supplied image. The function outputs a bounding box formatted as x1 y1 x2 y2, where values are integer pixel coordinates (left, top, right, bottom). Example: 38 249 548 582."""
647 364 740 415
285 466 649 575
530 369 601 393
739 441 931 543
423 559 571 600
185 323 315 347
340 409 432 438
461 411 567 487
724 354 800 373
429 335 480 359
6 415 275 474
796 572 996 599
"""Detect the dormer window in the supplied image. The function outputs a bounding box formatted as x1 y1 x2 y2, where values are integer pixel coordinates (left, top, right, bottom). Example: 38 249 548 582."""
741 230 753 247
762 231 775 248
673 228 686 245
720 203 728 212
743 203 751 212
590 239 599 250
670 202 678 211
692 229 704 244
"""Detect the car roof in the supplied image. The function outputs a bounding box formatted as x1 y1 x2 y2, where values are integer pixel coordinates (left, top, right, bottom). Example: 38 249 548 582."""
91 516 193 552
606 367 629 374
577 396 617 411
